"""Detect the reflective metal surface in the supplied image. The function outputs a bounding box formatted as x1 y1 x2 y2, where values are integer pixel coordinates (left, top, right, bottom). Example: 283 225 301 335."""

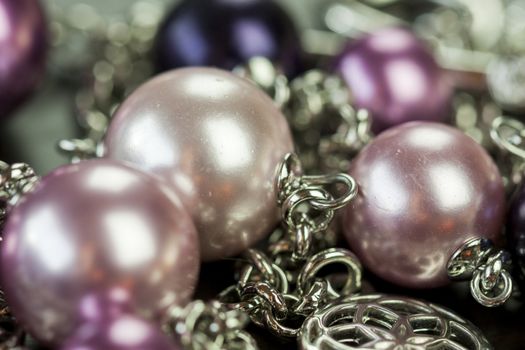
300 294 493 350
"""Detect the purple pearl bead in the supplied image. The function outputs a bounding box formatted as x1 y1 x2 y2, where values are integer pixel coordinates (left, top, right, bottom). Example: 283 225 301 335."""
154 0 303 77
61 313 180 350
342 122 505 288
335 27 452 134
508 182 525 283
0 0 47 118
0 159 199 345
103 68 293 261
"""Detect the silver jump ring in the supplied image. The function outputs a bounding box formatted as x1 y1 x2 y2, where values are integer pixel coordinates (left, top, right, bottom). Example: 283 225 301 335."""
302 173 358 211
471 269 513 307
297 248 362 299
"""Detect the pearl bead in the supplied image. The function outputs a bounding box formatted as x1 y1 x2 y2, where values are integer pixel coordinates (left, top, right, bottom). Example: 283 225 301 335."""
0 0 47 117
154 0 304 77
342 122 505 288
103 67 293 261
0 159 199 344
335 27 452 133
61 313 179 350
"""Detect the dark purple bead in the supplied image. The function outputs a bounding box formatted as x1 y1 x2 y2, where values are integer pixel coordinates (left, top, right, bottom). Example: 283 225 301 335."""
508 182 525 282
0 0 47 118
154 0 304 77
334 27 452 134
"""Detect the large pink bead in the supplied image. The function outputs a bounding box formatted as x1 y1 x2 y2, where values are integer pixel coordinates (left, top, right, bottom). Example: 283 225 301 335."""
342 122 505 288
335 27 452 134
0 159 199 344
103 67 294 261
61 313 179 350
0 0 47 117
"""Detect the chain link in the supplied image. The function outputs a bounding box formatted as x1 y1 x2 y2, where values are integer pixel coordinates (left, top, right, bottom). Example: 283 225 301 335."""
49 0 165 161
447 238 514 307
0 163 39 349
219 152 361 338
0 163 39 227
167 300 258 350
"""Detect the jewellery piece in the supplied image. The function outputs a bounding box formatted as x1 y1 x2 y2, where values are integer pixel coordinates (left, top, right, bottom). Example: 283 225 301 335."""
283 70 372 172
0 161 39 227
103 67 294 261
448 238 513 307
219 153 361 338
0 0 47 118
300 294 493 350
50 0 166 161
61 312 179 350
167 300 257 350
490 116 525 191
334 27 452 133
342 122 506 291
154 0 304 78
1 159 200 345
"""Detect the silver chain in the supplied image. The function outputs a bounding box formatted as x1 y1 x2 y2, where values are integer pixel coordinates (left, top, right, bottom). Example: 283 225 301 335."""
0 162 38 349
216 153 361 338
0 162 39 227
447 238 514 307
49 0 166 161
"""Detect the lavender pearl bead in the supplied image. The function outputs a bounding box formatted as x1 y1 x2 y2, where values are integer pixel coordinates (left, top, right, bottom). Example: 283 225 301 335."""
154 0 304 77
0 0 47 118
343 122 505 288
61 313 179 350
0 159 199 344
335 27 452 134
104 67 294 261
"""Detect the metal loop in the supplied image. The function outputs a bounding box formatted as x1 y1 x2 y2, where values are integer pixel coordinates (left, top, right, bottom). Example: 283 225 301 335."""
224 329 260 350
292 222 314 261
481 255 504 291
447 238 495 280
297 248 362 299
490 115 525 160
240 282 288 321
276 153 303 205
238 261 289 294
292 279 329 317
301 172 358 211
262 294 303 338
471 269 513 307
281 187 334 230
243 249 277 286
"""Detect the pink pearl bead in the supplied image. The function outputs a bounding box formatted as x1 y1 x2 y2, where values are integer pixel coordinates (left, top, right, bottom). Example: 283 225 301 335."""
104 67 293 261
61 313 180 350
0 159 199 344
342 122 505 288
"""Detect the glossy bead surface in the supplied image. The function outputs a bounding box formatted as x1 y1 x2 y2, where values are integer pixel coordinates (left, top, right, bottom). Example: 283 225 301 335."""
0 159 199 344
335 27 452 133
0 0 47 117
61 313 179 350
508 182 525 282
343 122 505 288
104 67 293 261
154 0 303 77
